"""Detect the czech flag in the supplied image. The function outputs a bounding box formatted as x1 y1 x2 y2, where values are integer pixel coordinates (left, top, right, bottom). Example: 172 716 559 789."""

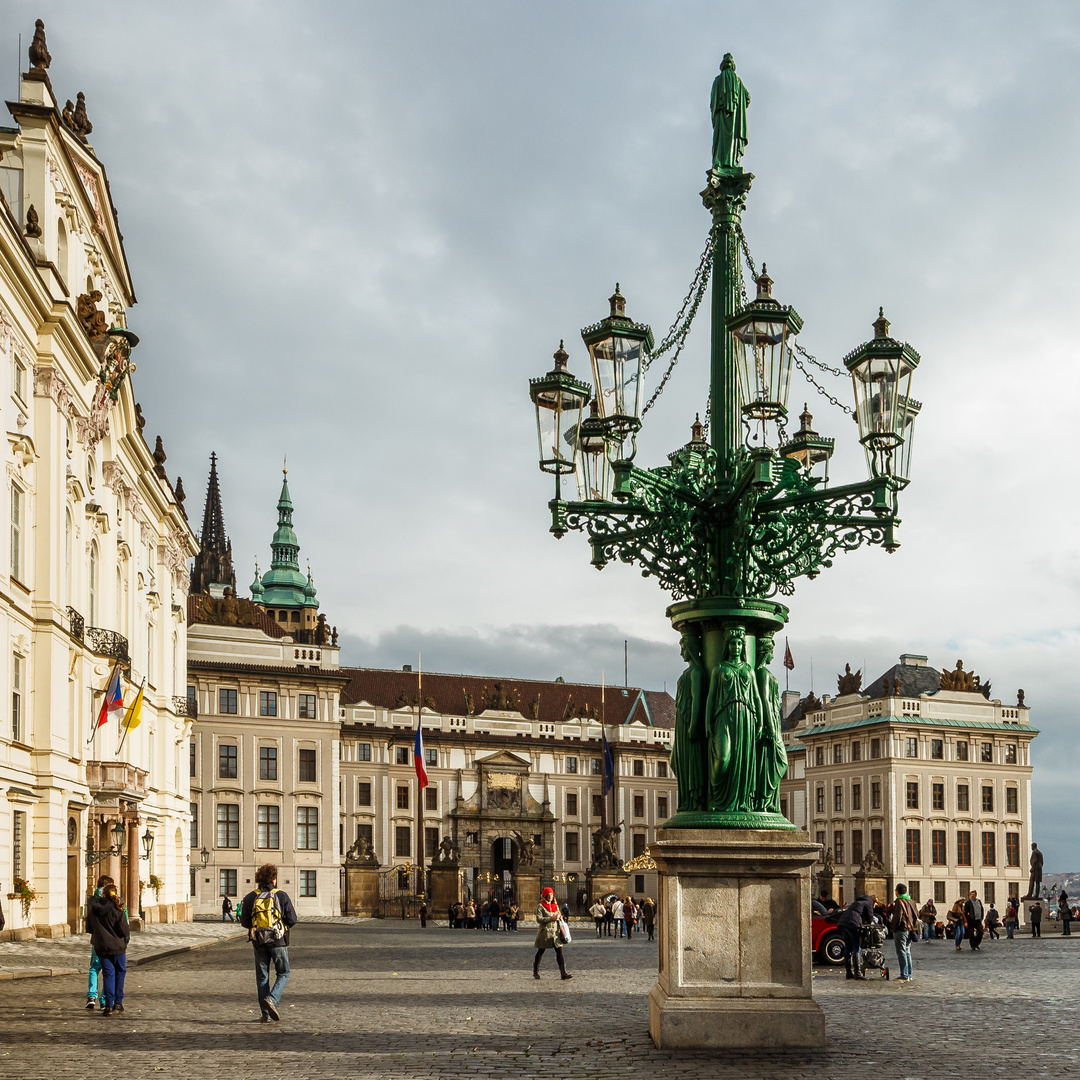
783 638 795 671
414 716 428 790
94 666 124 733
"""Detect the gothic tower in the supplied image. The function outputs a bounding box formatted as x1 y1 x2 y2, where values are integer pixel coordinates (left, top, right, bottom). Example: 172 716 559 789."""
190 452 237 596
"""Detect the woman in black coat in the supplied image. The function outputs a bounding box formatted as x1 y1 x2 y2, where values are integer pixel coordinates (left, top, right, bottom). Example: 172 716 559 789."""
86 885 129 1015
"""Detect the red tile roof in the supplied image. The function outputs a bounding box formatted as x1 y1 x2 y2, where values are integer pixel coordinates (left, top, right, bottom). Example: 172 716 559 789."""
339 667 673 726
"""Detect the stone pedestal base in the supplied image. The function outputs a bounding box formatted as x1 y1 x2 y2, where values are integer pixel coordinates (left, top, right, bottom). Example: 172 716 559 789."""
343 863 380 917
516 871 540 922
648 828 825 1051
430 864 462 921
816 870 838 905
586 870 627 904
853 871 889 905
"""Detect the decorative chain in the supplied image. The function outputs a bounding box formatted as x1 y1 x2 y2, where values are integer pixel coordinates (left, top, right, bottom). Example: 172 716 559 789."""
640 224 717 416
792 349 854 416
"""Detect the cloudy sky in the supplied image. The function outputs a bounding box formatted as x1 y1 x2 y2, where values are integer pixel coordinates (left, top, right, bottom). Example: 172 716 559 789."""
7 2 1080 867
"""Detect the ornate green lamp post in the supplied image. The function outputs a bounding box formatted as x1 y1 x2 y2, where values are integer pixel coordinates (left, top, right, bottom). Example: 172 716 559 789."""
527 53 923 1050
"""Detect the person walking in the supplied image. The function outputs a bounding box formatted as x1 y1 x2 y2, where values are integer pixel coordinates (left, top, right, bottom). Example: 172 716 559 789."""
222 896 235 923
84 874 113 1010
623 897 635 940
611 897 625 938
603 900 614 937
589 898 605 937
509 902 519 931
86 883 129 1016
418 901 428 929
1029 902 1042 937
641 897 656 942
837 893 876 979
1059 890 1072 936
239 862 298 1023
889 883 920 983
985 903 1000 940
918 899 937 941
1005 897 1019 939
533 887 572 981
964 891 985 951
948 897 966 950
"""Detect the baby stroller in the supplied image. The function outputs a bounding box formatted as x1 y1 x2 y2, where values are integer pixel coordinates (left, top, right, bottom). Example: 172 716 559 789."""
858 922 890 980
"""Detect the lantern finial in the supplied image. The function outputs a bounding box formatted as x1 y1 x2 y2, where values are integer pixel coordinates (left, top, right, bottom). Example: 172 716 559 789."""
755 264 773 299
609 284 626 318
553 340 569 369
873 307 890 339
691 413 704 443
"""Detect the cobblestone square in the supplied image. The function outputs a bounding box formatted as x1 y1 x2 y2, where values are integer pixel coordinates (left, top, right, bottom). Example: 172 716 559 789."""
1 922 1077 1079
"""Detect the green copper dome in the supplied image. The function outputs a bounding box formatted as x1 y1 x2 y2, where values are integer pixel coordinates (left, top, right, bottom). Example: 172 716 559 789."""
259 469 315 608
249 561 264 601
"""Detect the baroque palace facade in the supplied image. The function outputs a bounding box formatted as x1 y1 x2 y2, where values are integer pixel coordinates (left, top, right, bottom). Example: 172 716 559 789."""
188 457 676 916
0 26 198 938
780 653 1037 908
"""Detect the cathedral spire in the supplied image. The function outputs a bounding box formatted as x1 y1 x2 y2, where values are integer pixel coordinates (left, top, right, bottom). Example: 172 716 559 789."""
190 451 237 596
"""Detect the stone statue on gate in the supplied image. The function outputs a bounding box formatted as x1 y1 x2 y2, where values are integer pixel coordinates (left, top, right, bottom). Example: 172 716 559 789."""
710 53 750 170
705 625 762 814
438 835 460 864
513 831 536 868
1023 842 1043 899
345 835 377 864
671 628 706 812
752 633 787 813
591 823 623 870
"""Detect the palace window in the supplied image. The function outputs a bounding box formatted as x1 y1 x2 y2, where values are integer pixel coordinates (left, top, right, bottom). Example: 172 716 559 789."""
425 787 437 811
299 694 317 719
566 756 578 774
395 826 411 858
905 828 921 864
216 803 239 848
871 782 881 810
190 803 198 848
219 689 238 715
1005 744 1017 764
834 785 843 812
396 747 410 765
10 484 23 582
190 739 197 777
259 691 277 717
934 881 947 903
833 830 844 864
634 795 645 818
981 831 996 866
566 831 580 862
870 738 881 759
833 745 843 765
981 742 993 763
1006 787 1018 814
956 740 969 761
257 805 279 849
633 759 644 777
356 823 373 846
905 737 918 758
851 829 863 865
566 793 578 817
984 882 995 905
932 783 945 811
982 786 994 813
425 747 437 767
260 746 278 781
851 741 862 762
632 833 646 858
909 881 921 902
931 739 944 760
852 783 861 811
296 806 319 850
591 758 602 775
358 781 372 806
658 796 669 818
592 794 603 818
815 746 825 766
1006 832 1020 866
425 828 439 859
657 761 668 778
815 831 826 859
298 749 316 782
11 654 22 743
957 784 969 812
218 744 237 779
397 786 409 810
931 829 947 865
956 830 972 866
906 782 919 810
357 742 372 761
300 870 317 897
871 829 883 860
816 786 825 813
219 869 237 897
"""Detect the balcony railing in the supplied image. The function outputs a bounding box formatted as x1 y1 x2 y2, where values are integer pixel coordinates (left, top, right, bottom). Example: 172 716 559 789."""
86 626 130 665
86 759 148 800
66 606 85 641
173 696 198 719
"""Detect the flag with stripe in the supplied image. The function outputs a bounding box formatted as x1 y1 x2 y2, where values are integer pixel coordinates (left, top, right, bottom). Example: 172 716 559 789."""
783 638 795 671
93 666 124 733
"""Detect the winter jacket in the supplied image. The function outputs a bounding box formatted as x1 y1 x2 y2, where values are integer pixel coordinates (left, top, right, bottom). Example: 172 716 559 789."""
534 903 561 949
239 888 298 947
918 901 937 924
964 897 984 925
837 894 876 932
86 896 130 958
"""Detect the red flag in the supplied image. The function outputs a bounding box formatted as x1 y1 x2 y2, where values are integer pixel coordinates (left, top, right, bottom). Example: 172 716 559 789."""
783 638 795 671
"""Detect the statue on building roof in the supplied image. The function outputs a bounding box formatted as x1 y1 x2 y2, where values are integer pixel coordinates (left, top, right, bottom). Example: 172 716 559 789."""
25 204 41 239
62 100 77 135
77 291 107 338
1017 688 1025 707
134 402 146 433
174 475 187 512
72 92 93 142
331 625 338 647
836 663 862 696
153 436 168 479
940 659 984 693
27 20 51 74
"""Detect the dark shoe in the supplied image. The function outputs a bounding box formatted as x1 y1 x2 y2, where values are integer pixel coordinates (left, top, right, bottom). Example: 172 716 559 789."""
533 971 540 980
845 971 855 979
102 1007 113 1017
85 999 96 1010
261 997 280 1022
114 1004 124 1014
259 1015 271 1023
561 972 573 980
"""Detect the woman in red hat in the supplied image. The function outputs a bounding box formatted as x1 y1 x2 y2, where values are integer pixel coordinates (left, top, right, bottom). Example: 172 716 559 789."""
533 887 572 981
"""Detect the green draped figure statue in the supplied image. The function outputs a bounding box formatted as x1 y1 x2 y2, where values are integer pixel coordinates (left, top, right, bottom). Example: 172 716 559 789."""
753 634 788 813
705 626 763 813
671 629 707 813
710 53 750 170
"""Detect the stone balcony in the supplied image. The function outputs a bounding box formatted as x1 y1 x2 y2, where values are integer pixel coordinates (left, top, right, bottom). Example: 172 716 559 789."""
86 760 148 801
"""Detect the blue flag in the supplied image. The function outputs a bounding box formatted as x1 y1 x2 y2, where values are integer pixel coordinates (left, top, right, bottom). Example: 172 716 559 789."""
601 730 615 795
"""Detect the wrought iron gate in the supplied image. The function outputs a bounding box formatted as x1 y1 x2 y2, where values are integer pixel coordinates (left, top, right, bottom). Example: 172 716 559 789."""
379 864 426 919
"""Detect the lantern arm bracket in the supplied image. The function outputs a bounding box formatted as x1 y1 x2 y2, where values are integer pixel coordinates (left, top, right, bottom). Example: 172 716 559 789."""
755 475 896 516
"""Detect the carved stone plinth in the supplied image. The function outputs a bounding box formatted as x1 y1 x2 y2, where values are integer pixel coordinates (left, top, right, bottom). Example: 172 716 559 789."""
648 828 825 1051
430 862 462 921
586 870 627 905
816 870 839 905
853 870 888 905
343 863 380 917
516 871 540 922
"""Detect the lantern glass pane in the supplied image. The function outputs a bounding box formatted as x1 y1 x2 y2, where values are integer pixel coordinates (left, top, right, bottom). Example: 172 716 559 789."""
851 355 915 449
732 319 794 422
580 446 614 501
590 335 646 421
534 389 584 473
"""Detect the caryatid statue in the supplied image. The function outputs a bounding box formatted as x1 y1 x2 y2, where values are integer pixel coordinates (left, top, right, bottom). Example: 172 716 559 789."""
753 634 787 814
671 628 707 813
705 625 762 814
710 53 750 170
1025 842 1044 899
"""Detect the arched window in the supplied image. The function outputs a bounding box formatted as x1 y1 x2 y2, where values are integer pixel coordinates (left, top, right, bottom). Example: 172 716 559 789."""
64 510 72 607
56 218 68 284
88 542 98 626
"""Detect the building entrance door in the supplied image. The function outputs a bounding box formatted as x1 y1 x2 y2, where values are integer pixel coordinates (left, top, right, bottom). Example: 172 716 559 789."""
66 814 81 934
492 836 516 878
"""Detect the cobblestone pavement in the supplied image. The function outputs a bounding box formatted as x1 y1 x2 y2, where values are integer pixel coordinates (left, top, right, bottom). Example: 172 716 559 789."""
0 921 245 978
1 922 1078 1079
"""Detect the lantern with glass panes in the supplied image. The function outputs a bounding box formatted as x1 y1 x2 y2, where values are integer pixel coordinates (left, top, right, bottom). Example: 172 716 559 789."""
779 404 835 485
728 266 803 442
844 308 920 482
576 399 617 502
529 341 591 497
581 285 654 455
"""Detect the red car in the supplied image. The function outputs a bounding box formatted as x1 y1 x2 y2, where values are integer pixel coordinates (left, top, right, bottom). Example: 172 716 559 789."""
812 914 847 965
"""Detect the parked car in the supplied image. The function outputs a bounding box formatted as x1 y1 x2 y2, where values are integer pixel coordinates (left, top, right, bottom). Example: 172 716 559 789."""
812 914 846 965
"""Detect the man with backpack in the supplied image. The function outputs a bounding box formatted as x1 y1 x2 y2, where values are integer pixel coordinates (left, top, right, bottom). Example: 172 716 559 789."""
888 883 920 983
239 863 297 1022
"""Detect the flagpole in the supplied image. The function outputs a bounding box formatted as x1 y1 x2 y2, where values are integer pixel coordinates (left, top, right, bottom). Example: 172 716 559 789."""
415 652 424 902
116 677 145 758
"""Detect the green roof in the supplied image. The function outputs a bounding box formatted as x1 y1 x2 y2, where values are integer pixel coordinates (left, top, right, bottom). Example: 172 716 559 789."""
796 713 1038 737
